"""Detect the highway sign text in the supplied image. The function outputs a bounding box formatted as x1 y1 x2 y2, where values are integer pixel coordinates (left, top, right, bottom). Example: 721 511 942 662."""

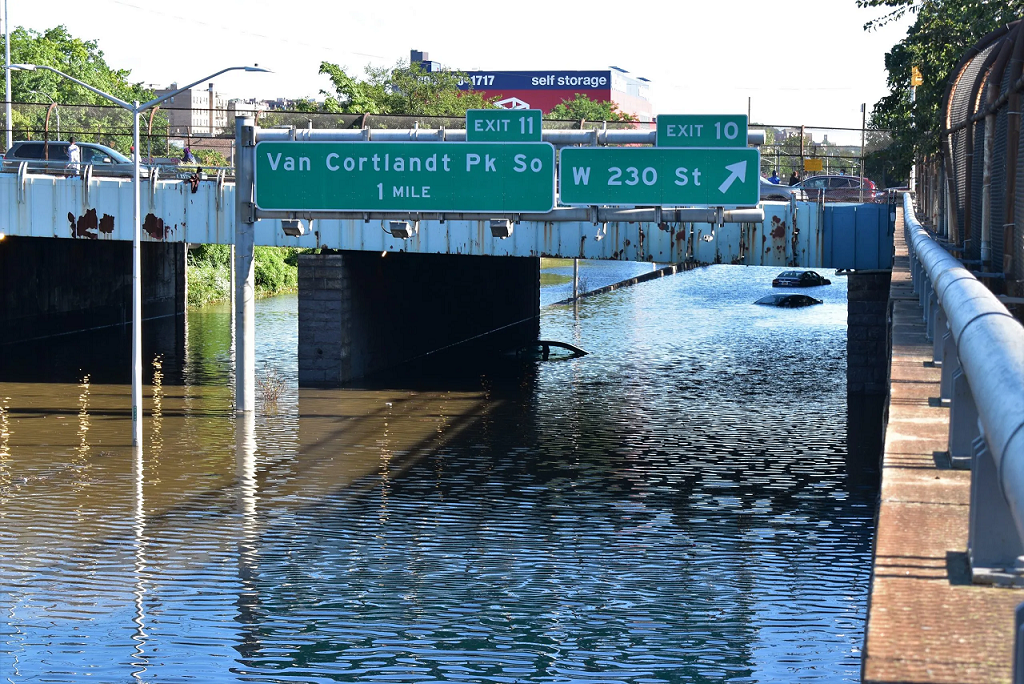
254 141 556 212
657 114 749 148
466 109 542 142
559 147 760 207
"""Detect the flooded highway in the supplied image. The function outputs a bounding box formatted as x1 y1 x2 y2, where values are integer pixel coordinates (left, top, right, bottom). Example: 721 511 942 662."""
0 263 878 682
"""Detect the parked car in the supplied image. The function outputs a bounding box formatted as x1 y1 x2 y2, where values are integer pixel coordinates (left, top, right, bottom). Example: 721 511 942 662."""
772 270 832 287
755 293 823 308
2 140 136 177
793 174 882 203
759 177 807 202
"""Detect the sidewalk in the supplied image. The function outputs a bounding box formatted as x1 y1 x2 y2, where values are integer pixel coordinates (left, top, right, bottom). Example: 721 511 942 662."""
861 207 1023 683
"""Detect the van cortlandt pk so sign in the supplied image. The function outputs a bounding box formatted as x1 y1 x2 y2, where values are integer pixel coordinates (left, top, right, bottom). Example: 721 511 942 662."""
254 141 556 213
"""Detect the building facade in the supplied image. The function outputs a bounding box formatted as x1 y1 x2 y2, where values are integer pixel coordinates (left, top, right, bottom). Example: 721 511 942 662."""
154 83 230 137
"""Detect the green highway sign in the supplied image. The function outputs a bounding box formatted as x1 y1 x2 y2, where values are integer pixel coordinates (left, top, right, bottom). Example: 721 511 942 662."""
254 141 555 212
657 114 748 148
559 147 760 207
466 109 542 142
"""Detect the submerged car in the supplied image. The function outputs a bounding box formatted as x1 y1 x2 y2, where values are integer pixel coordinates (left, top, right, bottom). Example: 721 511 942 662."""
772 270 832 287
755 294 823 308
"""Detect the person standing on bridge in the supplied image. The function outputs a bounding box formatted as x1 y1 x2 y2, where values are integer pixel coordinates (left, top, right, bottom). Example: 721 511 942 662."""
66 137 81 177
789 171 800 186
769 169 780 184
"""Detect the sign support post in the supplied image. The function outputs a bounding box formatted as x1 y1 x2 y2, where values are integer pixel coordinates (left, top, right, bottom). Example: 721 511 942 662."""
235 115 256 413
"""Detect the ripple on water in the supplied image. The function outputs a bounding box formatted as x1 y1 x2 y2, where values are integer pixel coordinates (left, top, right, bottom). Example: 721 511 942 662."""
0 265 873 682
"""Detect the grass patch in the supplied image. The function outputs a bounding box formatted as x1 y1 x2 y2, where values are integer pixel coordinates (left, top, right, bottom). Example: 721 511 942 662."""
540 273 572 286
541 258 576 269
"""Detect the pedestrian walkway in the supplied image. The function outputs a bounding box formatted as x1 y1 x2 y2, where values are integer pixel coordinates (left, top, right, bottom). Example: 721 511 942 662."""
862 207 1023 683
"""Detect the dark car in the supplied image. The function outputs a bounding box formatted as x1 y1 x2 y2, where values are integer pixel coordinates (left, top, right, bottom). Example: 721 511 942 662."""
755 294 823 308
2 140 136 177
772 270 831 287
793 174 882 203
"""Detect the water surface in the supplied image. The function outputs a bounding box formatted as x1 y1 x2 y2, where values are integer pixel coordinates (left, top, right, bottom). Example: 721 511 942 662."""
0 264 874 682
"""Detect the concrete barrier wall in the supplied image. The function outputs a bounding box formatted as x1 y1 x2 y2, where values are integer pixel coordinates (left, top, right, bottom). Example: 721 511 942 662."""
298 251 540 385
0 236 186 345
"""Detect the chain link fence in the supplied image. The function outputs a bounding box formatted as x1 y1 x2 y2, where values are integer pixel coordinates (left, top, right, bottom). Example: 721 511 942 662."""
916 18 1024 297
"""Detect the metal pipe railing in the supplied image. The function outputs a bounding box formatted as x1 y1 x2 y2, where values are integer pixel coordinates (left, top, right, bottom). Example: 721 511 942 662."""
903 192 1024 586
254 126 766 147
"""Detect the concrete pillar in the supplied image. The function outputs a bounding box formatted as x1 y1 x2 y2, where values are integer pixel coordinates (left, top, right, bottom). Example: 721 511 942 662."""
298 251 540 386
0 236 186 345
847 270 892 395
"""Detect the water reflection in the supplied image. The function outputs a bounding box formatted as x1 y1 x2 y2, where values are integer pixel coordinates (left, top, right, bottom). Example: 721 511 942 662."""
0 264 875 682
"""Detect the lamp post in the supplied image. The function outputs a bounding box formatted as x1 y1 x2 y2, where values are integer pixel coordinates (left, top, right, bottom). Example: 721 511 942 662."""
9 63 268 447
3 0 11 151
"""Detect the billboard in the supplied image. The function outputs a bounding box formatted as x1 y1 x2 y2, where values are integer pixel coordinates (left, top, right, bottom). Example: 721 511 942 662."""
458 70 613 112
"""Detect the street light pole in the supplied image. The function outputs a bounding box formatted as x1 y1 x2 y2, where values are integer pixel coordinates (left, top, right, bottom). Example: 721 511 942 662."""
8 63 268 447
4 0 11 151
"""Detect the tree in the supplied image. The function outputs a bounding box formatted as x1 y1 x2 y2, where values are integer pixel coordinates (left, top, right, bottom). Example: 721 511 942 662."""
861 0 1024 179
0 25 168 154
316 60 496 116
545 94 638 123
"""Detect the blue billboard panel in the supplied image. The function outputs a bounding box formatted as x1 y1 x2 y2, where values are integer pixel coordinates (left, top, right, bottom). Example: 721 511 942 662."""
459 71 612 91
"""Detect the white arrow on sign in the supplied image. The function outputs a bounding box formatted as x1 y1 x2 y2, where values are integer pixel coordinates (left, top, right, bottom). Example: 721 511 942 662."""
718 161 748 194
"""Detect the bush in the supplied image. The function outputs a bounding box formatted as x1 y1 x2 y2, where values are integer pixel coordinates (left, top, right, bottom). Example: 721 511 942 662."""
253 246 299 296
186 245 305 307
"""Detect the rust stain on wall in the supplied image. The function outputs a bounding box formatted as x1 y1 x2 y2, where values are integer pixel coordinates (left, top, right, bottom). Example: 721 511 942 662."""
143 214 167 240
98 214 115 234
67 209 98 239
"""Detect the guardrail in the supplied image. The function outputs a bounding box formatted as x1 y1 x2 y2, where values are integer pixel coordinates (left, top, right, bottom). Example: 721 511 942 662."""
903 193 1024 596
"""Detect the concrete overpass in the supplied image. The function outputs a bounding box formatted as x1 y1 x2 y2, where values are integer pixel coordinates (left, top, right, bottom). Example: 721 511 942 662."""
0 123 895 407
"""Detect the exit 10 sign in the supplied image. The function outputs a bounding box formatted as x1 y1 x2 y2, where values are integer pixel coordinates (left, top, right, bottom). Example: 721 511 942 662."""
657 114 748 148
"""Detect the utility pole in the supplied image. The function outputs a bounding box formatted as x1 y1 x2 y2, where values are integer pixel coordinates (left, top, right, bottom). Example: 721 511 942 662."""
859 103 866 202
4 0 11 151
208 82 214 136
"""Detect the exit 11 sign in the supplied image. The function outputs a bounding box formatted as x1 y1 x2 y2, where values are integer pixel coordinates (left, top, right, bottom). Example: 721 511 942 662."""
466 109 543 142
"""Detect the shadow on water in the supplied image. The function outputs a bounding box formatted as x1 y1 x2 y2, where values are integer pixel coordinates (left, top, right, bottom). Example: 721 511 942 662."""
0 315 186 385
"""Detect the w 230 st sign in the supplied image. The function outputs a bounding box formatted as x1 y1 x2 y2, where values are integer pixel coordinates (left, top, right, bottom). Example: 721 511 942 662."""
254 141 555 212
559 147 760 207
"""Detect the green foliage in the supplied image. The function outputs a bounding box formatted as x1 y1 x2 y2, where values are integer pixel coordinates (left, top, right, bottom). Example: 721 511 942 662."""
253 246 299 297
545 94 638 123
186 245 307 308
315 60 496 116
863 0 1024 179
186 245 231 308
193 148 228 167
0 25 170 155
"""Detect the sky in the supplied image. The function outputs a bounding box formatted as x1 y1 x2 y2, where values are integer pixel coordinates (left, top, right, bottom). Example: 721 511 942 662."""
7 0 915 134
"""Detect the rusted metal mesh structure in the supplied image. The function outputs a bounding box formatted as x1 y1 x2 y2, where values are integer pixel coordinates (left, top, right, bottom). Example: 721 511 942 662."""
918 18 1024 296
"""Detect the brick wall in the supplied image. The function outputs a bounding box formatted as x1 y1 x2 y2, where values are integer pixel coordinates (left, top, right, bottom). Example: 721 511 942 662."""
847 270 893 395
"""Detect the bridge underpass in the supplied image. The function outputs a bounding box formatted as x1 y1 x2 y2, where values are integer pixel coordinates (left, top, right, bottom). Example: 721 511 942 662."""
0 118 895 404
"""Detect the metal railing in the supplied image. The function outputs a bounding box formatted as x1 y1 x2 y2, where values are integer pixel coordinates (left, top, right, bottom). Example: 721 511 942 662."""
903 193 1024 596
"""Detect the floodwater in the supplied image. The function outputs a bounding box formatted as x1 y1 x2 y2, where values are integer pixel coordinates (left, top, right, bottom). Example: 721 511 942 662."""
0 263 878 683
